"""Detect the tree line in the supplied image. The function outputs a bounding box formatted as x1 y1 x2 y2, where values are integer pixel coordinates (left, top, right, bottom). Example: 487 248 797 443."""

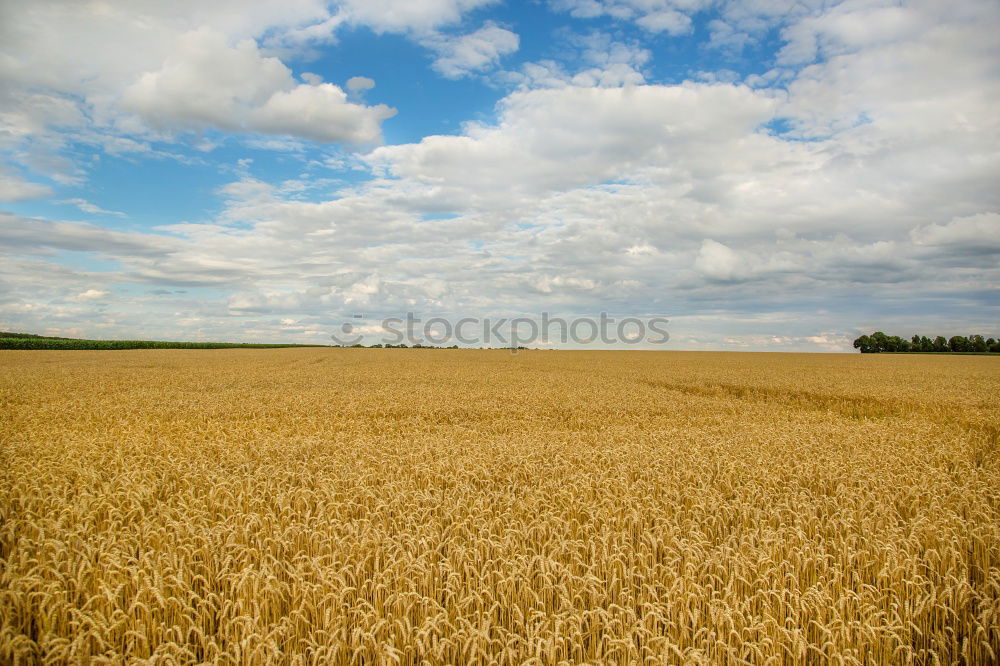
853 332 999 353
0 332 327 350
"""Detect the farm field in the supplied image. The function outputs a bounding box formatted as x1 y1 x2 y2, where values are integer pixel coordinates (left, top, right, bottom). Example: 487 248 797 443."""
1 349 998 664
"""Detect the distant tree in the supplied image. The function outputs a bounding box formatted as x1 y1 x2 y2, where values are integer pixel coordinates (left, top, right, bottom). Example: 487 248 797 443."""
887 335 908 352
871 331 889 353
852 331 998 354
854 331 1000 354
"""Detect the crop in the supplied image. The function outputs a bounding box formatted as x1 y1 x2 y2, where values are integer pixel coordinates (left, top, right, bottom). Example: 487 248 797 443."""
1 349 997 664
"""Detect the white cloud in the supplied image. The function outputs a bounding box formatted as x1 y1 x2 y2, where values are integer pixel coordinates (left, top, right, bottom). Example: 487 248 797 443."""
426 22 520 79
367 82 778 205
122 29 292 131
337 0 498 34
500 33 650 90
346 76 376 94
250 83 396 143
549 0 707 34
532 274 597 293
910 213 1000 252
776 4 929 66
775 2 1000 140
694 239 746 282
0 166 52 202
122 28 395 143
634 8 693 34
570 32 651 87
0 1 337 94
0 0 494 186
74 289 110 302
0 213 182 259
705 0 828 52
58 198 127 217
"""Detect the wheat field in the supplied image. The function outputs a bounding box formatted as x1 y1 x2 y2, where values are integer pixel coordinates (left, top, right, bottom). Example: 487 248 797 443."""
1 349 997 664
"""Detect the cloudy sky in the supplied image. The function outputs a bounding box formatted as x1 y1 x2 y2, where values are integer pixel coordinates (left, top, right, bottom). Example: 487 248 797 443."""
1 0 997 350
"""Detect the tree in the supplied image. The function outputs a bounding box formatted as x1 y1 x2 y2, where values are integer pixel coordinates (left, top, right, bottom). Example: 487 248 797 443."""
885 335 908 352
853 331 998 353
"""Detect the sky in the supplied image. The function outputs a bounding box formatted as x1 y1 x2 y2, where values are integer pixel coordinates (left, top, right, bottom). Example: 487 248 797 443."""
0 0 997 351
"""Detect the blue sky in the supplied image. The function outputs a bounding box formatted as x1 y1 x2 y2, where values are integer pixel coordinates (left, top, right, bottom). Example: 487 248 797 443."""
1 0 998 350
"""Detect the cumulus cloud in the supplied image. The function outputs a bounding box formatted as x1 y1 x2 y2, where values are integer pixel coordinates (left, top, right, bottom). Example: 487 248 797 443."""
694 240 746 282
0 0 492 186
776 1 1000 140
337 0 498 34
122 28 395 143
498 32 650 90
910 213 1000 253
121 29 292 130
549 0 702 35
0 1 338 95
250 83 396 143
425 22 520 79
367 82 778 205
346 76 376 94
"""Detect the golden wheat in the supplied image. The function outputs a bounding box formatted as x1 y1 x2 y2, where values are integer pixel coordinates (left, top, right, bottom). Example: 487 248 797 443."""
1 349 997 664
